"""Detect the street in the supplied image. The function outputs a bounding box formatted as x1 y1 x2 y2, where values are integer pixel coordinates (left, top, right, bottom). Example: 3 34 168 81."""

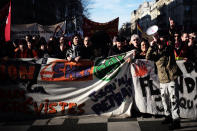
1 116 197 131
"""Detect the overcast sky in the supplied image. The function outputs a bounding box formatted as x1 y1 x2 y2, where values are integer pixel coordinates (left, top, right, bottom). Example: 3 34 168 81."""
88 0 153 28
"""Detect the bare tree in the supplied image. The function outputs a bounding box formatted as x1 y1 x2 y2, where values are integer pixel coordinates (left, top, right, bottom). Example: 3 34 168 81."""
80 0 91 18
119 22 131 40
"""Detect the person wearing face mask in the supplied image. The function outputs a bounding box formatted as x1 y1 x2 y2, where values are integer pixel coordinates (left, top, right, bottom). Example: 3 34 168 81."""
146 34 181 130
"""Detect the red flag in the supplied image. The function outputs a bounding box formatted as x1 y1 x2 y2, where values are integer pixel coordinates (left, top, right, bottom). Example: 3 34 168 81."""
5 1 11 42
0 2 9 41
82 17 119 38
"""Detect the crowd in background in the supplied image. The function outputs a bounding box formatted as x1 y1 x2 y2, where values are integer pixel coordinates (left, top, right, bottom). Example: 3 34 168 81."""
0 19 197 63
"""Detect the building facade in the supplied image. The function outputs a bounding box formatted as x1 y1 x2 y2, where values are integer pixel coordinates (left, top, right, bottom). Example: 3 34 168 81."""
131 0 197 34
131 1 154 34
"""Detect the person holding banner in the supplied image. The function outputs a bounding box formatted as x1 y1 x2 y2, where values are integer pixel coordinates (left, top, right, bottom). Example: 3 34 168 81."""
139 39 149 59
81 36 94 59
127 34 141 58
56 36 69 59
26 39 38 58
66 34 82 62
108 35 127 56
146 35 181 130
14 40 27 58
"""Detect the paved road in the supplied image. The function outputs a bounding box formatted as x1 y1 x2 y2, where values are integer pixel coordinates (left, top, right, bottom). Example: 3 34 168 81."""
0 116 197 131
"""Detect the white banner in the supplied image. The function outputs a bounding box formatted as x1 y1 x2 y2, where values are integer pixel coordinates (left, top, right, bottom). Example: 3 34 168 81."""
0 52 197 119
131 59 197 119
0 52 133 118
131 59 163 115
11 21 66 41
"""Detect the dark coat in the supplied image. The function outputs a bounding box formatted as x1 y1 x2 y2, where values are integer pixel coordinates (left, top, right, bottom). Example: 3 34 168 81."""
108 46 127 56
81 45 94 59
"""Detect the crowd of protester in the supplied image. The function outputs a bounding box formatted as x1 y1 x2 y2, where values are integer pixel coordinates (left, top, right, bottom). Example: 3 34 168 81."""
0 18 197 130
0 19 196 63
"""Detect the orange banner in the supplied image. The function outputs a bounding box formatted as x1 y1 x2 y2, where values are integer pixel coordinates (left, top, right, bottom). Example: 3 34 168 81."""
40 60 94 81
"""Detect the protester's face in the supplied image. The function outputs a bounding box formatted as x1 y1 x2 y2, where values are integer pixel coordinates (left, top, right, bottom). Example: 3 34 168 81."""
157 37 165 49
113 41 117 46
174 33 179 42
27 41 32 48
73 36 79 45
132 38 140 48
189 33 195 42
84 37 91 47
189 37 194 43
49 37 54 41
59 37 65 44
32 36 38 41
141 41 148 52
160 37 166 43
19 44 23 50
116 41 123 49
25 36 30 42
40 45 45 50
170 20 175 28
181 33 189 42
